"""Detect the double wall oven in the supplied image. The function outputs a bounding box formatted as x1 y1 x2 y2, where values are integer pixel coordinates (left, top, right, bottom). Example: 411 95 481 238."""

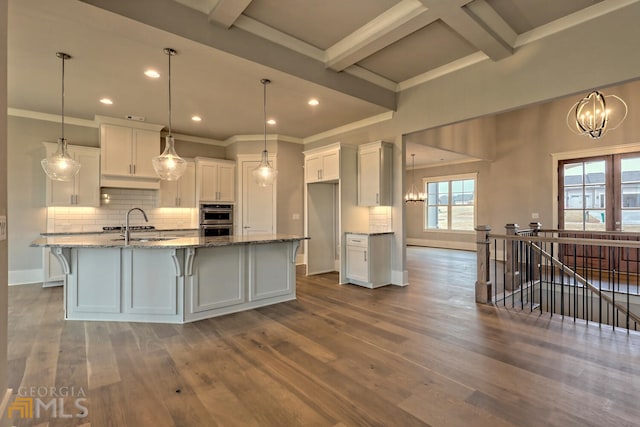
199 203 234 237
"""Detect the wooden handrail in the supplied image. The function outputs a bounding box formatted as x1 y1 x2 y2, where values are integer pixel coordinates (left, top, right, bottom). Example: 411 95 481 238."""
489 233 640 249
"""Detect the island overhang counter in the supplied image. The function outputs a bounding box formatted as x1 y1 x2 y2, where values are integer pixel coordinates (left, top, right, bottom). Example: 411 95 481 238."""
31 234 308 323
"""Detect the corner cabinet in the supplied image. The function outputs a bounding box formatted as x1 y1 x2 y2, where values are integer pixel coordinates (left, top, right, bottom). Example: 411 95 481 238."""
304 146 340 183
158 160 196 207
345 233 392 288
43 142 100 207
98 117 164 189
358 141 393 206
195 157 235 203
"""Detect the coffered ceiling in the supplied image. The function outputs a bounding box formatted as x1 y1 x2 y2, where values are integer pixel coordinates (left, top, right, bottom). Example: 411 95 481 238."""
8 0 631 144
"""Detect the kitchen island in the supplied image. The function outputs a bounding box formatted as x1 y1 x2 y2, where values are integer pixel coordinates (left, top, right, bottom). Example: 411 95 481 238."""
31 234 307 323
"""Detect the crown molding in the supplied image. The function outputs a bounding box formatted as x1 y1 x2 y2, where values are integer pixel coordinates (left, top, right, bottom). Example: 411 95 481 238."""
303 111 394 144
8 108 98 128
164 132 226 146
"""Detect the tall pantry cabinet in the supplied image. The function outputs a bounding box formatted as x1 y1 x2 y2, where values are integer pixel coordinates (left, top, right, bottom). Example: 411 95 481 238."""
303 143 368 284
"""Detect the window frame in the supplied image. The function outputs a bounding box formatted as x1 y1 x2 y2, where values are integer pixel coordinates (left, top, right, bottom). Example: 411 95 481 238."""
422 173 477 233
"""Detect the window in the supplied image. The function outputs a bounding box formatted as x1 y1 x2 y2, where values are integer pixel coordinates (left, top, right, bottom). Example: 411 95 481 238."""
424 174 476 231
559 152 640 231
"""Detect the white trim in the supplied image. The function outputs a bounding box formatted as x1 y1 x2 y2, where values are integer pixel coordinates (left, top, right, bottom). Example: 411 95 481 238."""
344 65 398 91
226 134 303 146
422 172 478 232
514 0 640 48
169 132 226 146
303 111 394 144
407 238 476 252
8 269 43 286
391 269 409 286
8 108 97 128
397 52 489 91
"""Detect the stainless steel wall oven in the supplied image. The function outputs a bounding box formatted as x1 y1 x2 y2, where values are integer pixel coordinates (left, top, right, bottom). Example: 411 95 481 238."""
200 204 233 236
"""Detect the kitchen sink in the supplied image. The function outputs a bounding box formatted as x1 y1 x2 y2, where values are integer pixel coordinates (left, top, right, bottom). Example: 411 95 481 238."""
111 237 177 242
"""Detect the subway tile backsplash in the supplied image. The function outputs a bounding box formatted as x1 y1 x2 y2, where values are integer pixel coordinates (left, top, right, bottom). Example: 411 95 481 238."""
47 188 197 233
369 206 392 232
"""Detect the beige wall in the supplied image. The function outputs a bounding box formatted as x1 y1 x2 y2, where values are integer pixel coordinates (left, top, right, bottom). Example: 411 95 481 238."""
275 141 303 236
406 77 640 249
1 0 8 411
7 116 98 273
172 138 226 159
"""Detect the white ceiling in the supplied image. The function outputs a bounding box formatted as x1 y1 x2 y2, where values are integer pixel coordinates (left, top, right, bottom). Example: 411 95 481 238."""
7 0 627 150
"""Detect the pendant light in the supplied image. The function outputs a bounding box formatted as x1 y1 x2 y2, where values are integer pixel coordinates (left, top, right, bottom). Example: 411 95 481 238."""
566 90 627 139
152 48 187 180
252 78 278 187
41 52 81 181
405 154 425 203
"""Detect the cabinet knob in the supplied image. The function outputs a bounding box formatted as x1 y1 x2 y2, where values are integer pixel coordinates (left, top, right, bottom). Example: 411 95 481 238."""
364 250 367 262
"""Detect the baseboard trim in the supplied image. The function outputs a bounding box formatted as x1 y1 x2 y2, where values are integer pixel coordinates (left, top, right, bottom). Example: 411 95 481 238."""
391 269 408 286
406 238 476 252
0 388 13 427
8 269 42 286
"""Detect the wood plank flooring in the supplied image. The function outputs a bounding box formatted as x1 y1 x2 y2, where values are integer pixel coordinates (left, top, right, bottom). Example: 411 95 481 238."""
5 247 640 426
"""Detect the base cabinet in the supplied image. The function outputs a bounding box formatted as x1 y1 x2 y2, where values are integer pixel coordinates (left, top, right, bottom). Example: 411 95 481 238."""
59 240 301 323
345 233 392 288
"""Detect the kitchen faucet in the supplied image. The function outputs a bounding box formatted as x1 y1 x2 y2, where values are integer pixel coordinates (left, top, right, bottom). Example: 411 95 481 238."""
125 207 148 244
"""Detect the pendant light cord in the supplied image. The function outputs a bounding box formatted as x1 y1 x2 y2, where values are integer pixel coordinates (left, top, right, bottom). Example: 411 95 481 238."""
168 50 172 136
61 54 65 140
261 79 271 153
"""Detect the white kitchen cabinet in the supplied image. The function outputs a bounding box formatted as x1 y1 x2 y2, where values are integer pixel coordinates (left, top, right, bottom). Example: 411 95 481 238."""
304 145 339 183
43 142 100 207
195 157 235 203
158 160 196 207
345 233 392 288
99 119 163 189
358 141 393 206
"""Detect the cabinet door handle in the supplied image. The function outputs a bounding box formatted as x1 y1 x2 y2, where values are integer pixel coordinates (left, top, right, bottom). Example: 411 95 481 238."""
70 195 74 205
133 164 136 175
317 170 321 180
74 195 78 205
364 250 367 262
376 193 379 204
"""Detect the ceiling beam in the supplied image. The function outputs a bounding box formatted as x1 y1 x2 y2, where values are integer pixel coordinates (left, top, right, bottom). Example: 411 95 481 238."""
78 0 397 110
439 7 512 60
208 0 253 29
325 0 436 72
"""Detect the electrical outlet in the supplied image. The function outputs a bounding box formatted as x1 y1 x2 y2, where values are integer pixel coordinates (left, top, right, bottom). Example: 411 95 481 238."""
531 212 539 219
0 215 6 241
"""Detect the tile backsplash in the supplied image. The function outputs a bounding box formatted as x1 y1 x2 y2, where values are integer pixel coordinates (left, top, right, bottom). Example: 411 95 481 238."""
369 206 392 232
47 188 197 233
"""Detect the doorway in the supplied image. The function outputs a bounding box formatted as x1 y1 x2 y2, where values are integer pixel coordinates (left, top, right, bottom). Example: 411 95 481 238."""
237 155 277 236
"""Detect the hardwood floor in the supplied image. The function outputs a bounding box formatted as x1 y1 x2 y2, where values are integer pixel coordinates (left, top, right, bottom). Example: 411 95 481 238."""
6 246 640 426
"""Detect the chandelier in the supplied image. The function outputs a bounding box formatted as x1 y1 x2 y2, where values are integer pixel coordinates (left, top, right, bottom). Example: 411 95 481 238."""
566 90 627 139
252 78 278 187
405 153 425 203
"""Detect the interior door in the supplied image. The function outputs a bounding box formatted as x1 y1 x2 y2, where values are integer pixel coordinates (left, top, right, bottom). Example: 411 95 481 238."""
242 160 274 235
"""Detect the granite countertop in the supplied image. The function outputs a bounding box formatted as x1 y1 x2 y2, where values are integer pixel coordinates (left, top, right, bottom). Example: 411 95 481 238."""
40 228 200 236
345 231 395 236
31 233 309 249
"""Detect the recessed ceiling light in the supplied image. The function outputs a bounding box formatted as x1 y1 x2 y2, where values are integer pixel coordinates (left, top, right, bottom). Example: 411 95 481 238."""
308 98 319 106
144 69 160 78
191 115 202 122
99 98 113 105
266 119 276 125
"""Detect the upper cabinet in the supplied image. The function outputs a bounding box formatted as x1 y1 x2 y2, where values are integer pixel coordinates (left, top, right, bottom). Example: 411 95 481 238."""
43 142 100 207
195 157 236 203
158 160 196 208
304 144 340 183
98 116 164 189
358 141 393 206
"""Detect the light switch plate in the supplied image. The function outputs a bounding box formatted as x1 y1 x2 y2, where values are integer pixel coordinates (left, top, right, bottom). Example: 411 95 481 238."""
0 215 6 241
